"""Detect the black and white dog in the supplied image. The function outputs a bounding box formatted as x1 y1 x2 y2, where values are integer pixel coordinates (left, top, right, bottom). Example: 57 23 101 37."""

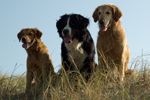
56 14 96 80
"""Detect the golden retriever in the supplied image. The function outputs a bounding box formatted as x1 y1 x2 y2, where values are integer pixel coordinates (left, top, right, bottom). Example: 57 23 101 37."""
17 28 56 97
92 4 130 81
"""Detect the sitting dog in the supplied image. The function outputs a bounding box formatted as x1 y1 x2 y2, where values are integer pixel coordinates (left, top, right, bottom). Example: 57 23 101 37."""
56 14 96 81
17 28 56 98
92 4 130 81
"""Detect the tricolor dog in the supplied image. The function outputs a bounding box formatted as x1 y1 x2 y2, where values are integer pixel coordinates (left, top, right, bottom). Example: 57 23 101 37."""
56 14 96 81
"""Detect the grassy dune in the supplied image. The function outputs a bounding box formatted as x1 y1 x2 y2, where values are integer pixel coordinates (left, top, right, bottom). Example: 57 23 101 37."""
0 57 150 100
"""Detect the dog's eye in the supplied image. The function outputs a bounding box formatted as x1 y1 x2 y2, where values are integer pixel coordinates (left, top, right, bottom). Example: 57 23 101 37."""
29 33 32 36
106 11 110 15
63 21 67 25
98 12 101 15
70 21 75 26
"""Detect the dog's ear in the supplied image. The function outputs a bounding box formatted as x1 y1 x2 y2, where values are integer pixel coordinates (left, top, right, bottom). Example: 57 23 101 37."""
56 15 68 31
56 18 62 35
56 15 68 37
17 30 23 42
56 19 61 31
111 5 123 22
92 7 99 23
33 28 42 39
76 14 89 30
56 19 63 37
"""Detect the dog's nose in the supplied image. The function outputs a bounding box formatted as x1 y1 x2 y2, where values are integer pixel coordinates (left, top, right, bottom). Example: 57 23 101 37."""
63 29 69 35
99 19 104 25
22 37 26 43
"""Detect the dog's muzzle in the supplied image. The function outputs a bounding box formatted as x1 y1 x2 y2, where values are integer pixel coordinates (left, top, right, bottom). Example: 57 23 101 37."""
62 29 72 43
21 37 33 49
99 19 105 26
99 19 111 31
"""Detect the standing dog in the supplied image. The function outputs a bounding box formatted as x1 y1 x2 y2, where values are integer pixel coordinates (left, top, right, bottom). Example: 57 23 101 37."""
92 4 130 81
56 14 96 81
17 28 55 98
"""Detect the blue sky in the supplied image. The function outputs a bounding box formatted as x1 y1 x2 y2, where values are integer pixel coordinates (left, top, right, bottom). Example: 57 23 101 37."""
0 0 150 75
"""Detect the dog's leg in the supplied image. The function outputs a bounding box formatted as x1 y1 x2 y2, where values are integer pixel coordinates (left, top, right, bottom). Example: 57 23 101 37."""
33 69 43 99
43 62 54 90
43 65 49 86
25 69 33 98
117 59 124 82
120 46 126 82
121 61 125 81
97 49 107 72
38 63 52 99
125 45 130 73
25 59 35 99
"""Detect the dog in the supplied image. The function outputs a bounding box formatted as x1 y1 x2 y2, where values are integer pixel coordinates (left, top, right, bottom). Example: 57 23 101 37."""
92 4 130 81
17 28 56 98
56 14 96 81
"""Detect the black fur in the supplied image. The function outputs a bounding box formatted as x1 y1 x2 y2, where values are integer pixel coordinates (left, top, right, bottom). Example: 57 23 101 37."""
56 14 96 81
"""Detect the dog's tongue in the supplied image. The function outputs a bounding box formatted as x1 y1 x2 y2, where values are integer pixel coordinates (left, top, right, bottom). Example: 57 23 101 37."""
22 43 30 48
100 26 106 31
64 37 72 43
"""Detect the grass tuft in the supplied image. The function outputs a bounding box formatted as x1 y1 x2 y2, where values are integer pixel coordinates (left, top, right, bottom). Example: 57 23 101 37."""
0 56 150 100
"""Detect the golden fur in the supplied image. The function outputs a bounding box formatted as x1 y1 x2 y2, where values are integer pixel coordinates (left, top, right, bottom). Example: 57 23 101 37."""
17 28 56 97
93 4 130 81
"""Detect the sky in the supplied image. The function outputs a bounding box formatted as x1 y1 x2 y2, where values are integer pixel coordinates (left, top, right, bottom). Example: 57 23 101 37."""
0 0 150 75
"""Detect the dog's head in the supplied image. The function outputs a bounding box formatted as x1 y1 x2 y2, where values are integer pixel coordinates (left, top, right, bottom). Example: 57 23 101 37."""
56 14 89 43
92 4 122 31
17 28 42 49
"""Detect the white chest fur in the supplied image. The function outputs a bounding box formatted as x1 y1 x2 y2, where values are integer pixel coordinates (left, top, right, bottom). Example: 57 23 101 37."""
65 39 87 70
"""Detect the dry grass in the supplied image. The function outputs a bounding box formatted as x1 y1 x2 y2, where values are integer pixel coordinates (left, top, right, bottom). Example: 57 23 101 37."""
0 56 150 100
